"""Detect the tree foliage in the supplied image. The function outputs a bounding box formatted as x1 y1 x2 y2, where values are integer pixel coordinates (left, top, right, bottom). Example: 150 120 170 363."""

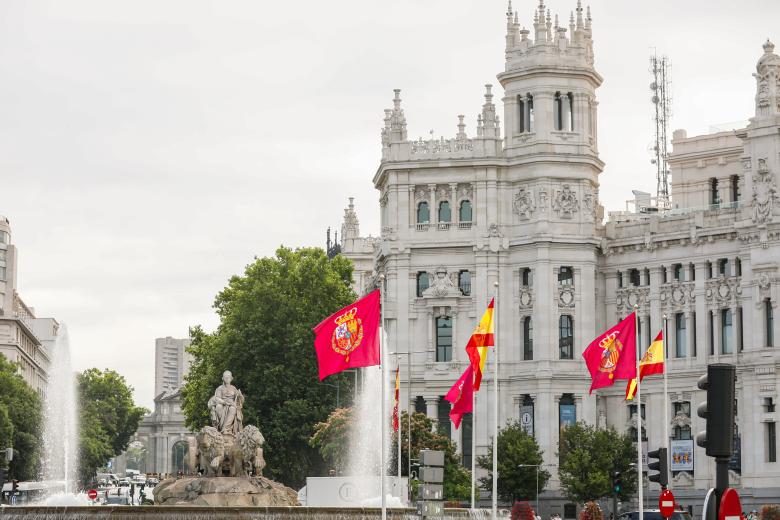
390 411 471 502
557 422 637 503
77 368 146 484
309 407 353 473
181 246 357 488
477 420 549 503
0 354 43 481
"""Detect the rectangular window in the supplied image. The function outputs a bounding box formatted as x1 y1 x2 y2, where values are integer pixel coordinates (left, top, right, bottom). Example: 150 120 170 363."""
690 263 696 281
731 174 740 203
437 398 451 439
521 268 533 287
768 422 777 463
414 396 426 414
629 403 646 420
523 317 533 361
692 312 697 357
738 307 744 352
461 412 473 468
629 269 640 287
719 258 729 276
662 266 668 283
767 299 774 347
416 272 430 297
736 258 742 276
558 266 574 286
617 272 623 288
676 313 686 357
764 397 775 413
436 316 453 362
559 315 574 359
458 270 471 296
673 401 691 416
674 263 683 281
722 309 733 354
709 311 715 355
706 261 713 279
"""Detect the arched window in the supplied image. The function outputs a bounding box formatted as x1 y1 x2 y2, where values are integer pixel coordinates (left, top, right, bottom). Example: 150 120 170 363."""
459 200 472 222
710 178 720 206
554 92 563 131
523 317 533 360
436 316 453 362
438 201 451 222
527 94 534 132
559 315 574 359
416 272 430 297
517 95 525 133
417 201 430 223
567 92 574 131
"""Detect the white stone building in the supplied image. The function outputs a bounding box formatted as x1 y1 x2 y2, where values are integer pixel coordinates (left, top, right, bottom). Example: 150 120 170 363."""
341 1 780 515
0 215 52 397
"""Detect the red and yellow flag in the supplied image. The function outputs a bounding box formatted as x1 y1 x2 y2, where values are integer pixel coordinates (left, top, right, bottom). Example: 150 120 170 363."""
625 331 665 400
465 298 495 391
392 366 400 432
582 312 637 394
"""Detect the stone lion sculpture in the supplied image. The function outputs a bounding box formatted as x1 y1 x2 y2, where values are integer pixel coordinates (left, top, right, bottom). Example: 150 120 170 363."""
226 425 266 477
196 425 226 477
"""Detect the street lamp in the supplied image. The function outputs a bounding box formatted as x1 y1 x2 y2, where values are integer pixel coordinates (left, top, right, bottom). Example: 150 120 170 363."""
518 464 542 517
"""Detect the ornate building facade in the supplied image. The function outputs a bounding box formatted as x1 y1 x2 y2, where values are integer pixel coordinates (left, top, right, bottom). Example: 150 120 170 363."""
341 1 780 515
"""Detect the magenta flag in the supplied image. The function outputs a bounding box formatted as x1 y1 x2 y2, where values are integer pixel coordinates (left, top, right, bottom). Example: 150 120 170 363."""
445 365 474 429
313 290 381 380
582 312 637 394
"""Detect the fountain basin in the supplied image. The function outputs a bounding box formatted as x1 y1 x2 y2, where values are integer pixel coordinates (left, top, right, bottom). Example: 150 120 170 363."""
153 476 299 507
0 505 496 519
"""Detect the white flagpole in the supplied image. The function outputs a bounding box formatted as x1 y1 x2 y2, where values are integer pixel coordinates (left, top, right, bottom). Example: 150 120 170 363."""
634 307 643 520
379 276 387 520
492 282 499 520
397 356 402 483
407 350 412 505
471 388 476 511
662 315 670 489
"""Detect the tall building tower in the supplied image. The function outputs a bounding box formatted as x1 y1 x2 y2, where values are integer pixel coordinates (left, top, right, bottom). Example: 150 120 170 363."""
154 336 192 396
367 0 606 489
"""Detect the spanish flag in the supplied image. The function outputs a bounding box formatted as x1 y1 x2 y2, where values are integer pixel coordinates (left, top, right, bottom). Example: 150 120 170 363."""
465 298 495 391
625 331 665 400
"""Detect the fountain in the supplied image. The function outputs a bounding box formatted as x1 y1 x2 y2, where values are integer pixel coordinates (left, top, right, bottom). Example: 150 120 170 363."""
39 324 83 504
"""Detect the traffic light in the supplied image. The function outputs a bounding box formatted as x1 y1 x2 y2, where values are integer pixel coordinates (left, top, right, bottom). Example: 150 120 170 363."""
11 480 18 492
696 364 737 458
612 471 622 494
647 447 669 488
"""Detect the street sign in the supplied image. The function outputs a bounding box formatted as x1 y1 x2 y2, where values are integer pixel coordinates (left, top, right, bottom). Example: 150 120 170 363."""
703 488 717 520
87 489 98 501
659 489 675 518
420 484 443 500
419 466 444 483
718 488 743 520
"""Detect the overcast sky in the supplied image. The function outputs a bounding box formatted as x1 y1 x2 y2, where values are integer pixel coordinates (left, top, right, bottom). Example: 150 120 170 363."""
1 0 778 409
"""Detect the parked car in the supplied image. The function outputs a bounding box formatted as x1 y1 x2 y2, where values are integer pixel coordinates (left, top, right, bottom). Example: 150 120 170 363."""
618 510 692 520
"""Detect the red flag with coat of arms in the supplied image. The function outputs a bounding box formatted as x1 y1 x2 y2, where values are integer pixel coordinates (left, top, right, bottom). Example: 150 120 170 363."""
313 290 381 381
582 312 637 394
444 365 475 429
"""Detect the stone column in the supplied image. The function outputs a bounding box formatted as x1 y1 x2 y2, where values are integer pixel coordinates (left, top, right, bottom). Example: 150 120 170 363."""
427 310 434 363
713 309 722 359
408 186 416 229
534 246 552 360
425 396 440 431
450 183 458 224
695 262 707 362
428 184 437 226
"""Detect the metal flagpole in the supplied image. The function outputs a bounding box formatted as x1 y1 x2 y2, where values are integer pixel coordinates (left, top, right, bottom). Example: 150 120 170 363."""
397 356 402 483
379 275 387 520
471 388 476 510
662 315 670 489
492 281 499 520
407 350 412 504
634 306 643 520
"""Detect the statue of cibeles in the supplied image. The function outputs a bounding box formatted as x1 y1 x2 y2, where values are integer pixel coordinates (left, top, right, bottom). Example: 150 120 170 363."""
208 370 244 436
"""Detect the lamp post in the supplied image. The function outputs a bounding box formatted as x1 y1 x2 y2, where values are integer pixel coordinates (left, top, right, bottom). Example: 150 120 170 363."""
518 464 541 517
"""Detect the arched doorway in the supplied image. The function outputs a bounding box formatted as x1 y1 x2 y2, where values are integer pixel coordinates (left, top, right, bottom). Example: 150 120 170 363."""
171 440 190 475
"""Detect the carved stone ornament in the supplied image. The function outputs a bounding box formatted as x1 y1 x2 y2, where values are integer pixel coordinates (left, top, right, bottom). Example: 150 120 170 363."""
414 186 430 202
422 266 462 298
670 411 692 429
538 187 548 213
512 187 536 219
488 223 501 237
379 192 388 207
672 471 694 488
519 287 533 309
558 286 575 308
582 188 597 220
381 226 397 241
757 272 771 289
752 167 777 224
552 184 580 219
436 185 449 202
457 183 473 201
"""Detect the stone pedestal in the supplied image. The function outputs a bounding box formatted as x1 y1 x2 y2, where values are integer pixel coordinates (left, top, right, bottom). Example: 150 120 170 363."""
153 476 300 507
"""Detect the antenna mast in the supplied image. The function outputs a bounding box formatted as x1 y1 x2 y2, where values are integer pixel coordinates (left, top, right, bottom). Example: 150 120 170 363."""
650 53 671 209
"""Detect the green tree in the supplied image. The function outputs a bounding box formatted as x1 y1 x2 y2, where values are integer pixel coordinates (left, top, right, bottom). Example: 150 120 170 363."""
309 407 353 473
0 354 43 481
126 441 147 472
557 422 637 503
77 368 146 484
181 246 357 488
477 421 550 503
390 411 471 502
